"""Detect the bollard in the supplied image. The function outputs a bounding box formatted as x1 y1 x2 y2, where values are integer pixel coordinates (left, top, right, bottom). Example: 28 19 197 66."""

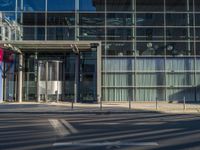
129 98 131 110
183 96 186 110
156 97 158 110
98 95 102 110
71 99 74 110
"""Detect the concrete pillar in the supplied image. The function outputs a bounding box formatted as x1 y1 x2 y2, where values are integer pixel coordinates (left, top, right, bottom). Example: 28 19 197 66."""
18 54 23 103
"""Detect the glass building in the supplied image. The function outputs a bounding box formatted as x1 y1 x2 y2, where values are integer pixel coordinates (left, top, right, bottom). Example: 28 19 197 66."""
0 0 200 103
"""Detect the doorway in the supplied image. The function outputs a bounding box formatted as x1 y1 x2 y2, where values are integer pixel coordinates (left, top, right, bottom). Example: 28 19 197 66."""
38 60 63 102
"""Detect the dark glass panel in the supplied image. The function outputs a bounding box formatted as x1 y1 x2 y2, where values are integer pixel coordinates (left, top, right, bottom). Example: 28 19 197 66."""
195 14 200 26
166 0 192 11
79 13 105 26
79 0 105 11
136 27 164 40
136 13 164 26
48 0 75 11
166 42 194 56
136 0 164 11
166 28 189 40
47 13 75 26
166 13 188 26
79 27 105 40
23 0 45 11
107 27 133 40
195 0 200 11
136 42 165 55
106 42 134 56
106 0 133 11
23 27 45 40
23 13 45 25
0 0 16 11
196 42 200 55
107 13 133 26
47 27 75 40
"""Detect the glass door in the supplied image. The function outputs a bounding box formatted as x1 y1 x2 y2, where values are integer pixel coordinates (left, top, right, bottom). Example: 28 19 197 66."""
38 60 63 102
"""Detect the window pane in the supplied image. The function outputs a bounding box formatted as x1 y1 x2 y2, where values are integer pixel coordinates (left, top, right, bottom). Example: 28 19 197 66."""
136 0 164 11
79 13 105 26
136 13 164 26
166 28 189 40
166 0 191 11
79 27 105 40
106 0 133 11
195 0 200 11
0 0 16 11
23 0 45 11
136 27 164 40
23 13 45 25
107 13 134 26
79 0 105 11
136 42 165 55
47 13 75 26
107 27 133 40
106 42 134 56
166 58 194 71
48 0 75 11
47 27 75 40
166 13 188 26
166 42 194 56
23 27 45 40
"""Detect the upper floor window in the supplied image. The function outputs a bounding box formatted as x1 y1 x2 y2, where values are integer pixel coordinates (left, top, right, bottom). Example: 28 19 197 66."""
0 0 16 11
23 0 45 11
47 0 75 11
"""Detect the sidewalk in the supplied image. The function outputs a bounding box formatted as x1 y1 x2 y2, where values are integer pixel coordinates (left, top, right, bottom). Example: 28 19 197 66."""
0 101 200 114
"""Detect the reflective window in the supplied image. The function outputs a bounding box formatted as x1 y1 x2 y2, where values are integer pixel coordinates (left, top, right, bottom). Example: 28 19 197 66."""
79 27 105 40
23 13 45 25
47 0 75 11
136 0 164 12
136 42 165 55
196 42 200 55
23 27 45 40
166 42 194 56
166 13 188 26
107 13 134 26
166 28 189 40
79 0 105 11
106 42 134 56
195 0 200 11
106 0 133 11
195 14 200 26
0 0 16 11
136 27 164 40
47 27 75 40
23 0 45 11
47 13 75 26
136 13 164 26
79 13 105 26
107 27 133 40
166 0 192 11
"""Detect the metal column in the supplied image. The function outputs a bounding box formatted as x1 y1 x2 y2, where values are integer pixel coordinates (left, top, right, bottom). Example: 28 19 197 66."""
74 54 80 103
18 54 23 103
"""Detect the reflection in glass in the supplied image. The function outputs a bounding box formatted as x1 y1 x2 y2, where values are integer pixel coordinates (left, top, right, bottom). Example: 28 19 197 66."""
166 28 189 40
47 13 75 26
23 27 45 40
107 13 133 26
23 13 45 25
48 0 75 11
136 42 165 55
0 0 16 11
79 0 105 11
136 0 164 11
23 0 45 11
166 13 188 26
166 0 192 11
79 27 105 40
106 0 133 11
79 13 105 26
136 13 164 26
136 27 164 40
107 27 133 40
47 27 75 40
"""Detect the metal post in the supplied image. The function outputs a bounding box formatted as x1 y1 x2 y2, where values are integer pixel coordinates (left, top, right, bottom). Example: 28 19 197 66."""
71 99 74 110
18 54 23 103
156 97 158 110
74 54 79 103
183 96 186 110
129 97 131 110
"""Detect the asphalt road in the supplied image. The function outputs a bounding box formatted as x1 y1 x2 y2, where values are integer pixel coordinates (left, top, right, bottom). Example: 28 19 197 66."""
0 111 200 150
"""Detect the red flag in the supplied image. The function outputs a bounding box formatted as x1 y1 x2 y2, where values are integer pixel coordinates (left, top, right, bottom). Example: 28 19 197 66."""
0 48 4 62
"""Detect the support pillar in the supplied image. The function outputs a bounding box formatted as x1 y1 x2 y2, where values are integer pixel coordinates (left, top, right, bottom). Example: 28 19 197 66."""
74 54 79 103
18 54 23 103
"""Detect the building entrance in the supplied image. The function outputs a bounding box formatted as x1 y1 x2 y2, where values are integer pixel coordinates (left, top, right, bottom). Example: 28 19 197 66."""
38 60 63 102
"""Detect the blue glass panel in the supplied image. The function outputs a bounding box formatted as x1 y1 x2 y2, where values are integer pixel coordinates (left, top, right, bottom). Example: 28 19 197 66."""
48 0 75 11
79 0 105 11
0 0 16 11
23 0 45 11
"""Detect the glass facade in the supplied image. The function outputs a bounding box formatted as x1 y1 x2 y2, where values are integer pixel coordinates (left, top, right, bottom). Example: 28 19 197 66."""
1 0 200 102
